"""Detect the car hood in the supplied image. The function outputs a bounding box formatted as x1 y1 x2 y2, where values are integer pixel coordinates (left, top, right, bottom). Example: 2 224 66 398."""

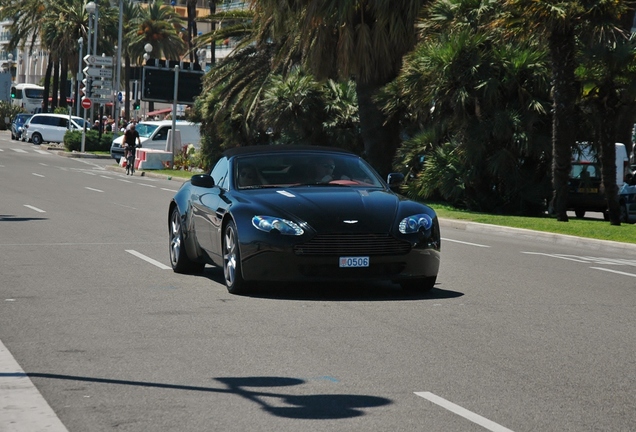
242 187 401 232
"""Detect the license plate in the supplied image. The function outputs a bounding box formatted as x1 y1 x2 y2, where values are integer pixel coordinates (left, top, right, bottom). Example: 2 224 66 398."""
339 256 369 268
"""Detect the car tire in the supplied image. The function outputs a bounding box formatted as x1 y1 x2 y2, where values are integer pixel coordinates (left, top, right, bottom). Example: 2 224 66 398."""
400 276 436 293
31 133 43 145
223 220 249 295
169 207 205 274
574 209 585 218
10 132 15 140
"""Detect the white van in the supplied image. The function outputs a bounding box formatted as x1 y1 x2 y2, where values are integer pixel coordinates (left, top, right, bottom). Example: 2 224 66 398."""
110 120 201 162
24 113 86 145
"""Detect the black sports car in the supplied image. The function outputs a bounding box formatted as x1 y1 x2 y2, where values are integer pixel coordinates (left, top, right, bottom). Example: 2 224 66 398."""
168 146 441 294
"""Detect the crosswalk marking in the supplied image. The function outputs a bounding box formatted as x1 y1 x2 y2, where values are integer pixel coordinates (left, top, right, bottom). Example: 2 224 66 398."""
11 148 28 153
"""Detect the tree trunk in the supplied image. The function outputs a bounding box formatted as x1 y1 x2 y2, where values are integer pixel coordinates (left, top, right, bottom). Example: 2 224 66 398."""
549 26 578 222
356 80 401 178
42 61 53 113
52 58 60 109
59 61 68 108
599 90 621 225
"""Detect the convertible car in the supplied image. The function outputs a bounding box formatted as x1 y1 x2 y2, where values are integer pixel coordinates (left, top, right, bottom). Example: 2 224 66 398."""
168 146 441 294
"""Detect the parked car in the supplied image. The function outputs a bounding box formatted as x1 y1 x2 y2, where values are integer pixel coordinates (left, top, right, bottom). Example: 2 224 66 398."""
110 120 201 162
23 113 86 145
568 142 629 219
168 145 441 294
10 113 32 140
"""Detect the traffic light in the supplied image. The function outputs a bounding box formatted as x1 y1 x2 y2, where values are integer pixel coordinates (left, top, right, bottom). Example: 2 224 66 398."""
133 100 140 110
10 89 15 99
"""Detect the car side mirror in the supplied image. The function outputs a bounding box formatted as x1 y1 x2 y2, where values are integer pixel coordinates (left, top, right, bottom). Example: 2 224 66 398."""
191 174 215 188
386 172 405 191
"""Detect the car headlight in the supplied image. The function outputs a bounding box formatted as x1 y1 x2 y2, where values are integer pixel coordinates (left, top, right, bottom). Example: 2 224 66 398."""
252 216 304 235
399 214 433 234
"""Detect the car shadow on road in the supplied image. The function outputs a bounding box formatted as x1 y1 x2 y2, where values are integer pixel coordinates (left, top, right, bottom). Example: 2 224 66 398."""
2 373 392 420
202 267 463 301
0 214 47 222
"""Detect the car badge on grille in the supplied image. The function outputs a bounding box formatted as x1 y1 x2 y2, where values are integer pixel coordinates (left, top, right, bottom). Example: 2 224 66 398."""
343 220 358 224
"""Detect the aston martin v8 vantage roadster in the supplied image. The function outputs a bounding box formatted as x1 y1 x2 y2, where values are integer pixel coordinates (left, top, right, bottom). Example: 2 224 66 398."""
168 146 441 294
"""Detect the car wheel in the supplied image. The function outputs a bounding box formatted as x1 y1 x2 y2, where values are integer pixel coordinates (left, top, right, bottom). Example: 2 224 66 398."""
31 133 42 145
223 220 249 295
169 207 204 274
574 209 585 218
400 276 436 293
10 132 15 140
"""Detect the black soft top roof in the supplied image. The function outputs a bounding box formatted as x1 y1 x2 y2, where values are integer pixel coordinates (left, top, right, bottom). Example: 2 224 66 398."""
223 145 354 158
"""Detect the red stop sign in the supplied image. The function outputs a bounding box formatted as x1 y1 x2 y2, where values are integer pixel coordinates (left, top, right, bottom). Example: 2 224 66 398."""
81 98 92 109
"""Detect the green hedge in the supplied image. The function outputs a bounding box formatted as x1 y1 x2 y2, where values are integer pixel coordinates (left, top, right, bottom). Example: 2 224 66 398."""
64 130 114 152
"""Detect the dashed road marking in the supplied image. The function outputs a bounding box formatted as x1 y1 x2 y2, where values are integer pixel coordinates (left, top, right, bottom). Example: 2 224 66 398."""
24 205 45 213
415 392 514 432
85 187 104 193
442 238 490 248
590 267 636 278
126 250 171 270
31 173 44 177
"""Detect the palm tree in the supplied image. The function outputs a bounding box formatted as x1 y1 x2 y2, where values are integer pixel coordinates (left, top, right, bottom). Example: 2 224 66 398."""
127 0 187 61
501 0 631 222
255 0 427 176
379 0 552 214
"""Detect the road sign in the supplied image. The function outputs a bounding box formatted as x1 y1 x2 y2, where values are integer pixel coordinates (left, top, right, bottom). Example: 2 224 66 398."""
117 92 123 102
83 66 113 78
81 98 92 109
84 55 113 67
91 88 112 97
91 97 111 104
90 79 112 87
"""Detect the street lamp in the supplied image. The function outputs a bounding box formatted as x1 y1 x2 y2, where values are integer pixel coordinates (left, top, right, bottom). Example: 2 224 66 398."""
112 0 123 132
76 38 83 116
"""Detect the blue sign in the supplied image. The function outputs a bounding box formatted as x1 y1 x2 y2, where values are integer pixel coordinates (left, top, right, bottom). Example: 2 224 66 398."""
117 92 123 102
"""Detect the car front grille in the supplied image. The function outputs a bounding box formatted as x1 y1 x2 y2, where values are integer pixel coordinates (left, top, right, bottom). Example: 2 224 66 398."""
294 233 411 256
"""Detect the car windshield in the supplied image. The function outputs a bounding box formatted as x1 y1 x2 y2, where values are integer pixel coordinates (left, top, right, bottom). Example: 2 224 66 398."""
233 152 384 190
24 88 44 99
571 163 600 180
14 115 30 124
135 123 158 138
72 118 86 128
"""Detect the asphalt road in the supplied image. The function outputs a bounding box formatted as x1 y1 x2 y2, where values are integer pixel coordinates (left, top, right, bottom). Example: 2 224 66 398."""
1 133 635 432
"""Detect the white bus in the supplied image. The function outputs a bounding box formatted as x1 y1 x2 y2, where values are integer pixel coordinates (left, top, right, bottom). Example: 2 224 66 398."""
10 83 44 113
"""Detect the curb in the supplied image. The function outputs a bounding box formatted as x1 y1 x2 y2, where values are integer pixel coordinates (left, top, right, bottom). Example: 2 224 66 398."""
103 164 189 183
439 218 636 254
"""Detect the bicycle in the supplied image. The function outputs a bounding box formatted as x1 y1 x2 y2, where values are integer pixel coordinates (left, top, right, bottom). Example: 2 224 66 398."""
124 144 139 175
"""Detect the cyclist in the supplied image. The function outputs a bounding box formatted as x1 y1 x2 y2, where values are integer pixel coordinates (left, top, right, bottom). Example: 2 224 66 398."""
123 123 142 175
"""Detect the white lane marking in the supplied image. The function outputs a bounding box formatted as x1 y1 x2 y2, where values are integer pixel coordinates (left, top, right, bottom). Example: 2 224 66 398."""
161 188 179 193
442 238 490 248
100 175 113 179
83 171 96 175
139 183 156 188
31 173 44 177
0 339 70 432
85 187 104 193
126 250 171 270
23 205 45 213
0 148 3 151
415 392 514 432
39 163 48 166
118 179 132 183
113 202 137 210
33 149 50 155
11 148 27 153
522 252 636 267
590 267 636 278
